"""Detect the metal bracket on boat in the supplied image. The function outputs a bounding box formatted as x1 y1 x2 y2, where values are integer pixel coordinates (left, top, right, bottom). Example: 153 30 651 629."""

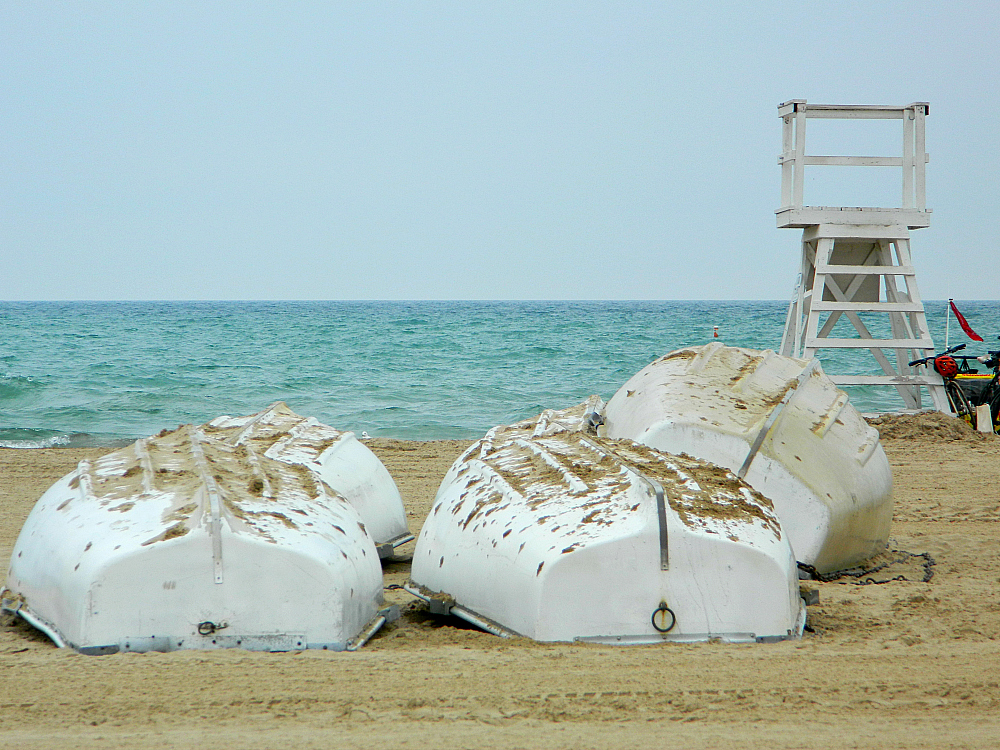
197 620 229 635
578 436 669 571
401 583 519 639
575 631 759 645
585 409 605 434
376 532 416 559
737 358 820 480
2 599 69 649
346 605 400 651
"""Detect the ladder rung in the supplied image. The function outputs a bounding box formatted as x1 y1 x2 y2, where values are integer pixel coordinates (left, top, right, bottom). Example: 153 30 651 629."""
803 156 903 167
810 301 924 313
805 338 934 349
830 375 942 386
815 264 915 275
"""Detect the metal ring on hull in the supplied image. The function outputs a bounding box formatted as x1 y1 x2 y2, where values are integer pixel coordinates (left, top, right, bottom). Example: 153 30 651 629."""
651 602 676 633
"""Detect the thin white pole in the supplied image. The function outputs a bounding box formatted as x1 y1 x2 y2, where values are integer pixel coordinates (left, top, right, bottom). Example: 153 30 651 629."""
945 298 952 349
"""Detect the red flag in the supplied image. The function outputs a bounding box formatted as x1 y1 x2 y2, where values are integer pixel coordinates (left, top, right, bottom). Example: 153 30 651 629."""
950 300 983 342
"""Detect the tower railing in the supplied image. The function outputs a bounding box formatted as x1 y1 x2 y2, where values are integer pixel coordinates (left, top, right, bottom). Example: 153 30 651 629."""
776 100 930 229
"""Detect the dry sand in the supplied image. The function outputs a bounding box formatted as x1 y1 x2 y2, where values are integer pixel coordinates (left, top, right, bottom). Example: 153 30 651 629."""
1 416 999 748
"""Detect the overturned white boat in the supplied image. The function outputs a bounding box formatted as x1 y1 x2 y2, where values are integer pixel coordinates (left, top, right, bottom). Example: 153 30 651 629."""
203 402 412 557
408 399 804 644
2 404 405 653
603 343 892 574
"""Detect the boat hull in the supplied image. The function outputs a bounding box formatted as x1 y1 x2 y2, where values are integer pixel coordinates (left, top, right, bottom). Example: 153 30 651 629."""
3 405 392 652
205 402 412 555
604 344 893 573
410 402 804 643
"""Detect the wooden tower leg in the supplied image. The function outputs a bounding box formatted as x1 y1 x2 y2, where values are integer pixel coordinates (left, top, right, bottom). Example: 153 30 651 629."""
780 234 814 358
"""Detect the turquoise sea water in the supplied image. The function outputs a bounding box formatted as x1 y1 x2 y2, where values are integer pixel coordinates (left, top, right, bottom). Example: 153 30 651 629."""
1 300 997 448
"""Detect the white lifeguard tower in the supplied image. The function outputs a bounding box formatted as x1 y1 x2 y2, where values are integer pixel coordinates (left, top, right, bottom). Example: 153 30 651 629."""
777 100 948 412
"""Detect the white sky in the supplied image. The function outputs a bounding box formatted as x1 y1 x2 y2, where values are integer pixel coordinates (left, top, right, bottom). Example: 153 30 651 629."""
2 2 997 301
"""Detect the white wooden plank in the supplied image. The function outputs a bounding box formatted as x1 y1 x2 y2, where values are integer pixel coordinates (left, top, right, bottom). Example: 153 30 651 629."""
830 375 941 386
915 105 927 211
804 156 902 167
781 111 794 208
903 109 914 209
803 108 904 119
793 107 806 208
801 207 927 213
776 207 931 229
804 338 934 349
814 265 915 275
810 301 924 312
804 104 905 111
804 223 912 240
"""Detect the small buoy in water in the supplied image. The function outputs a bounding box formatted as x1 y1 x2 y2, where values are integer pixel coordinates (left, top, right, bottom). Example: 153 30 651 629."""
713 326 719 338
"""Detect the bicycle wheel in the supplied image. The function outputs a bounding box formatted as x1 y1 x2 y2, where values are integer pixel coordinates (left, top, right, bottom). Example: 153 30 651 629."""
990 389 1000 434
946 381 976 429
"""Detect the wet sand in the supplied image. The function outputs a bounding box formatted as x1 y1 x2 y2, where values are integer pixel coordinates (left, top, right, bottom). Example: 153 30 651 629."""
2 417 999 748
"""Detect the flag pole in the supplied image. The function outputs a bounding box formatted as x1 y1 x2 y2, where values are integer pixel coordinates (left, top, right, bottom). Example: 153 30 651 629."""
946 298 951 348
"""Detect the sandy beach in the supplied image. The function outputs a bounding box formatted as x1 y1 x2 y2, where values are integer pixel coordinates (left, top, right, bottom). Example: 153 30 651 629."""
2 415 999 749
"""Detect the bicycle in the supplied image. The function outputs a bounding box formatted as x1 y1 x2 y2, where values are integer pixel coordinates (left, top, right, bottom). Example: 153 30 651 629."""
954 345 1000 433
908 344 977 427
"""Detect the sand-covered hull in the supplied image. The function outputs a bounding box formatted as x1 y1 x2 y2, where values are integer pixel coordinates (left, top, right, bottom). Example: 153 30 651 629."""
3 405 393 653
410 401 804 644
203 402 412 555
604 343 892 573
